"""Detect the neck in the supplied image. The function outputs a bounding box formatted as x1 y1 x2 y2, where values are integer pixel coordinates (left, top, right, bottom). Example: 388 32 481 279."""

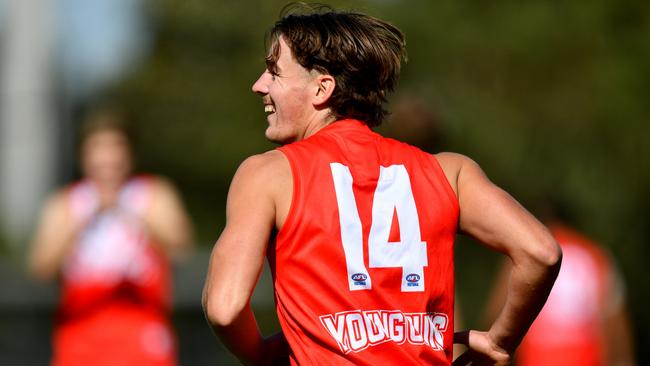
301 113 337 140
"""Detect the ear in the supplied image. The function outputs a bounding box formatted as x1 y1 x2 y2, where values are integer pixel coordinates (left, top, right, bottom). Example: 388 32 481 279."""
313 74 335 107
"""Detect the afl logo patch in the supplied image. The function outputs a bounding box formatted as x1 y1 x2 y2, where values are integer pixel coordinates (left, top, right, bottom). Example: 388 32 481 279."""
406 274 420 283
351 273 368 281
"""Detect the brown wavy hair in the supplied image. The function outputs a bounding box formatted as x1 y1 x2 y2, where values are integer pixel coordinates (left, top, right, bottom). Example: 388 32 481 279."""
265 4 407 126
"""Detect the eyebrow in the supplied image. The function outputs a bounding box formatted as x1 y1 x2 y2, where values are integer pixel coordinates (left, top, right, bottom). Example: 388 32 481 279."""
265 56 279 74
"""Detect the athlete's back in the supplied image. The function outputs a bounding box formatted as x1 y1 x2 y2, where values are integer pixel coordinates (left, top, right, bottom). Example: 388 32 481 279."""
204 7 561 365
275 119 459 365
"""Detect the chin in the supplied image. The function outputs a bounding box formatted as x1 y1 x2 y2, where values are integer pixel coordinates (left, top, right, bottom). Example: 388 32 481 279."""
265 127 292 145
265 133 290 145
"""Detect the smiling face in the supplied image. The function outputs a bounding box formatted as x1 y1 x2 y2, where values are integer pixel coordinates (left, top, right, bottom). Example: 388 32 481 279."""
251 37 327 144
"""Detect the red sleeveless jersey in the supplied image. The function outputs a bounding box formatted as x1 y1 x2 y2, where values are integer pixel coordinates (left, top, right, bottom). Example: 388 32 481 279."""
275 120 459 365
53 176 176 366
516 225 618 366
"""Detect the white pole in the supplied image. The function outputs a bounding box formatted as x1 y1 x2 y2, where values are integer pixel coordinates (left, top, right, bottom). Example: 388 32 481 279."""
0 0 57 248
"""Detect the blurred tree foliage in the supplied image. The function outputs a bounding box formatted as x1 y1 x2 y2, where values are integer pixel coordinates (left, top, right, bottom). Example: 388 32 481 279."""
111 0 649 361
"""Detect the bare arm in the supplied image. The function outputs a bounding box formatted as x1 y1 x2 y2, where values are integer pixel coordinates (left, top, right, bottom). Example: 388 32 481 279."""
202 151 290 365
482 260 513 327
27 192 80 281
144 178 194 261
437 153 562 364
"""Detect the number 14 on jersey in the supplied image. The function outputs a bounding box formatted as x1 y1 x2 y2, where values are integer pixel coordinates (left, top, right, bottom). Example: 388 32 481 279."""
330 163 428 292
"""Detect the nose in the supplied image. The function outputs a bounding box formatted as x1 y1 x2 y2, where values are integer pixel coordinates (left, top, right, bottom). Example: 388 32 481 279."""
252 70 270 95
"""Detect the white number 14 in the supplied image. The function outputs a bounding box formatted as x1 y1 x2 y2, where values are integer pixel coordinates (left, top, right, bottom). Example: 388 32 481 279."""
330 163 428 292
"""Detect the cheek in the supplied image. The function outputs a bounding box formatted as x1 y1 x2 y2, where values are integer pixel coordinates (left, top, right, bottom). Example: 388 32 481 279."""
278 91 308 116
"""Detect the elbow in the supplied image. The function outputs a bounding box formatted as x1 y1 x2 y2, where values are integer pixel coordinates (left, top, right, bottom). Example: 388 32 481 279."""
545 238 563 269
512 234 562 278
533 236 563 275
202 288 246 329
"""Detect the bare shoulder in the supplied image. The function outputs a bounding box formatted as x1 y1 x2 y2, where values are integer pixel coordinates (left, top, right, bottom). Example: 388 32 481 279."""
146 175 177 194
434 152 477 168
235 150 290 184
30 188 72 250
433 152 481 195
239 150 289 171
229 150 291 203
143 175 187 212
41 189 70 219
226 150 292 228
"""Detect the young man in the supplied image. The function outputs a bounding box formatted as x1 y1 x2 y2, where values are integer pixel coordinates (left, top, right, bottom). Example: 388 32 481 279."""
203 7 561 365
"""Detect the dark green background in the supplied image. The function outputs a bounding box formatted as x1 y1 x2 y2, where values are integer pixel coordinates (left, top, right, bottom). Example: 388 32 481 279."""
119 0 650 362
2 1 648 364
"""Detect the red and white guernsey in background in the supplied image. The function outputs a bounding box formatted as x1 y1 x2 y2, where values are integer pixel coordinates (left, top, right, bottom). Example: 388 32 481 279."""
275 119 459 365
54 176 176 366
516 225 623 366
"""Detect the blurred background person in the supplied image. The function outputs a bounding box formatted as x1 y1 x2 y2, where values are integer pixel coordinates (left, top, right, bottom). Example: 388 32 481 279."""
27 105 193 366
484 200 635 366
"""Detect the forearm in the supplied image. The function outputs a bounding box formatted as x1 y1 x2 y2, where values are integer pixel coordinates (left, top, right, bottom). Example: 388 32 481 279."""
202 246 273 365
205 301 267 365
488 253 561 352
